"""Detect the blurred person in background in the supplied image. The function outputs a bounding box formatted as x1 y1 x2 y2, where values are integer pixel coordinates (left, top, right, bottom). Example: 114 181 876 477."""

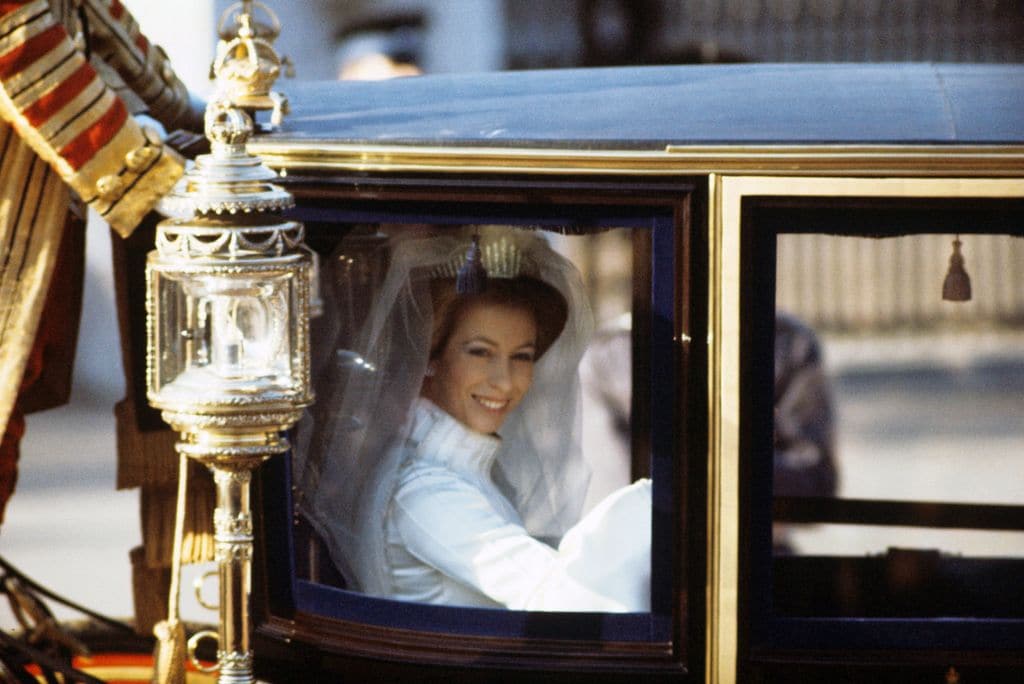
773 312 837 500
580 311 837 549
336 12 423 81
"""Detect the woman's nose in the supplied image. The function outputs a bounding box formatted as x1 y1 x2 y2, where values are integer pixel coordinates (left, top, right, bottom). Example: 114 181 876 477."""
488 358 513 391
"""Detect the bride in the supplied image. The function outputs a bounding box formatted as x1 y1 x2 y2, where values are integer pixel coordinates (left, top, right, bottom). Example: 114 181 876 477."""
296 227 650 612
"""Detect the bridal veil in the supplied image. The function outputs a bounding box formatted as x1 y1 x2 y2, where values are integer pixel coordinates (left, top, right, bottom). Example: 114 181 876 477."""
295 226 596 597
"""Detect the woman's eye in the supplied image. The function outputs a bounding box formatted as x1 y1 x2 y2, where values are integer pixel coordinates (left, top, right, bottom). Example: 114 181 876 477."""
512 352 535 363
466 347 491 358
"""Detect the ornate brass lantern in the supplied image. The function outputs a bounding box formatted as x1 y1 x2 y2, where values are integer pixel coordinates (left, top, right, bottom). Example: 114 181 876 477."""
147 99 310 682
146 3 308 681
146 7 311 671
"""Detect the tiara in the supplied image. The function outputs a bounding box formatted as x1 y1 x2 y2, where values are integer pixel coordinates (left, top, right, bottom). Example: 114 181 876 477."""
430 234 528 286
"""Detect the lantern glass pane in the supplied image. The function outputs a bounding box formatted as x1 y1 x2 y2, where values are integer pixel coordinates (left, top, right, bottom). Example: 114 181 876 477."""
195 276 289 381
181 273 294 390
151 264 303 403
152 267 187 395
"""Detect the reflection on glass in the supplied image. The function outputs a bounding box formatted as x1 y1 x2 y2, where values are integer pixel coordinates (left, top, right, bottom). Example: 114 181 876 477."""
152 269 297 399
189 278 289 383
295 225 650 612
773 233 1024 618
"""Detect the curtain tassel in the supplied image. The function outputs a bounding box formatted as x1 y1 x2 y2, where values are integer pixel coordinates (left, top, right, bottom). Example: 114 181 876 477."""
942 235 972 302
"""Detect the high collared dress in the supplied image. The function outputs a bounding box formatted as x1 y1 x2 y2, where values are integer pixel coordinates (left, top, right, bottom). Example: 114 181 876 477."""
380 398 652 612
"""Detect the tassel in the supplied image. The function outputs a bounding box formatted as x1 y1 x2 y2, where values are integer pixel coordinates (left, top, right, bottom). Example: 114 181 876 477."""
117 398 216 567
130 546 170 637
151 453 189 684
151 618 186 684
942 236 972 302
456 234 488 295
141 465 215 568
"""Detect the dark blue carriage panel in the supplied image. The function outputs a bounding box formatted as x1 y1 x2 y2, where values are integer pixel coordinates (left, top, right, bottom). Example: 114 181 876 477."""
259 64 1024 147
938 65 1024 142
294 581 669 642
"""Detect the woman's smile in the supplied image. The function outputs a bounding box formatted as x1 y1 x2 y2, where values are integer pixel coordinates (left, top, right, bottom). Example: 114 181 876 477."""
423 302 537 434
473 395 509 411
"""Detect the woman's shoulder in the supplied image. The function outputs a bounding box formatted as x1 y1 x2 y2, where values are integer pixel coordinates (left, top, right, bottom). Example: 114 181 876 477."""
394 451 483 499
390 459 505 525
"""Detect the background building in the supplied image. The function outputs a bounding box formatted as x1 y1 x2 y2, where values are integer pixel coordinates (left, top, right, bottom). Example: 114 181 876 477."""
277 0 1024 75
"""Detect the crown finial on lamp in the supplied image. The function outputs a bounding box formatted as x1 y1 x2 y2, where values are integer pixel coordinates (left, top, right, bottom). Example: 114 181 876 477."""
157 100 293 219
942 235 972 302
212 1 291 127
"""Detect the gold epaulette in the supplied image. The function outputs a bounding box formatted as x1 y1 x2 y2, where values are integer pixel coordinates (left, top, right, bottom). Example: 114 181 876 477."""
0 1 184 237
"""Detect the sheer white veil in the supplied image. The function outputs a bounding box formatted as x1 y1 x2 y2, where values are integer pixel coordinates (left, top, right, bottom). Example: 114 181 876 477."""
295 226 595 596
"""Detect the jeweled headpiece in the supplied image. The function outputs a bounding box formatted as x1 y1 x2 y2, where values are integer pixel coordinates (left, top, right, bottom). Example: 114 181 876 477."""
430 234 527 284
455 235 487 294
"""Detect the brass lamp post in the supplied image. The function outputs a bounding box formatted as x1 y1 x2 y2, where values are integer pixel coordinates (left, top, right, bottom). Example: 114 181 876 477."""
147 104 310 684
146 3 307 682
145 3 314 679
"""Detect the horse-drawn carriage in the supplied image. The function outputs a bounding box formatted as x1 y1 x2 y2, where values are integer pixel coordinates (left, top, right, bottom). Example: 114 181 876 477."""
178 62 1023 682
3 5 1023 682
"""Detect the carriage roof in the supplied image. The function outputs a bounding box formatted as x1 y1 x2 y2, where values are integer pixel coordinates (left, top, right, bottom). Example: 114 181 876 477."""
256 63 1024 149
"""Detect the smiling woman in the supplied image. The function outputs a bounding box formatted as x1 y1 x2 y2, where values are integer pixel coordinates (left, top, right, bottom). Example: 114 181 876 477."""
423 275 565 434
295 226 652 611
423 297 539 435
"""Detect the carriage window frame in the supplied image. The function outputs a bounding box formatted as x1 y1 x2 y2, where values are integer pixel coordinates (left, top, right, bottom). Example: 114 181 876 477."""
251 177 704 678
714 177 1024 669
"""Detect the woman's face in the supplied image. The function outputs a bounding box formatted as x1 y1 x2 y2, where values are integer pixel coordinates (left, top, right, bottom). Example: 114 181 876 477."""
424 302 537 434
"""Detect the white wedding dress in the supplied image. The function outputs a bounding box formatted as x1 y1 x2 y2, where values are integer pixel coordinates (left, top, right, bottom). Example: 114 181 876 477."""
381 398 651 612
298 229 649 612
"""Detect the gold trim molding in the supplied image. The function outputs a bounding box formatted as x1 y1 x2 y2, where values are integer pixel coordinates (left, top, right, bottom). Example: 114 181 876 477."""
246 142 1024 177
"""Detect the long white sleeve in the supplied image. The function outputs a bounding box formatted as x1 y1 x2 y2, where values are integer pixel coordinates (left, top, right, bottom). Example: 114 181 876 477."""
390 467 650 612
554 478 651 610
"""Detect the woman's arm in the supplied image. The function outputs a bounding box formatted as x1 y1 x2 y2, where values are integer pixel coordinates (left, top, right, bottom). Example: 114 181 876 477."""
391 470 650 611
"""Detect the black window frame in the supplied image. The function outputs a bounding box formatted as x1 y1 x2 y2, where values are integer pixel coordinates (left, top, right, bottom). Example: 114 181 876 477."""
249 174 707 682
738 195 1024 674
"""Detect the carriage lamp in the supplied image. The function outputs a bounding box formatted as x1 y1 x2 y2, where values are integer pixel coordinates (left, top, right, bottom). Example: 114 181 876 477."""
147 98 311 684
146 2 307 680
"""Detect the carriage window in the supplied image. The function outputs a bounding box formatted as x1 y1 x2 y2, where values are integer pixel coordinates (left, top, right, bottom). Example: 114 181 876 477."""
291 221 660 617
769 230 1024 621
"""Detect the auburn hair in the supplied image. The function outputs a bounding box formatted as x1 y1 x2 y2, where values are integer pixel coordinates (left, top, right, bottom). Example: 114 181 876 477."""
429 276 568 361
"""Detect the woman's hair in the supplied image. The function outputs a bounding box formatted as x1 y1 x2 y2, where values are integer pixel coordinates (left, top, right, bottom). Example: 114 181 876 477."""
429 276 568 361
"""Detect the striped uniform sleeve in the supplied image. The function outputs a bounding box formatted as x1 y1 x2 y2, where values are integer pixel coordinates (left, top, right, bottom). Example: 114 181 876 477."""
0 122 70 440
0 0 184 237
82 0 196 131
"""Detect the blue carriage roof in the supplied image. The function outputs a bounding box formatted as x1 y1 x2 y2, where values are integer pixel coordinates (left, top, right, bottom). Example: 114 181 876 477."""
259 63 1024 148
